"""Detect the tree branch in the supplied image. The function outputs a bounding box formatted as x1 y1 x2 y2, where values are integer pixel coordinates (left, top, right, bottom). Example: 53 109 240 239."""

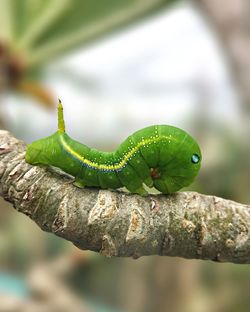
0 130 249 263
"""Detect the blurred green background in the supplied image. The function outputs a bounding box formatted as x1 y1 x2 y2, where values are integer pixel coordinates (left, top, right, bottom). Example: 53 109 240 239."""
0 0 250 311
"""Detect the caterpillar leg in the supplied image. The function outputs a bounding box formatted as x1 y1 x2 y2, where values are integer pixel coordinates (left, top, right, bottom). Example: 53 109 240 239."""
115 163 147 196
153 179 169 194
143 177 154 188
73 178 86 188
129 186 148 196
150 167 181 194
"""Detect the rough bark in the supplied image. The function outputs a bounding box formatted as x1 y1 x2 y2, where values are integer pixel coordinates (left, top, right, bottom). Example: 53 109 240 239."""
0 130 249 263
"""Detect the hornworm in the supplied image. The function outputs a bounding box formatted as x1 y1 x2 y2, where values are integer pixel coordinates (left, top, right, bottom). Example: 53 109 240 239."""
25 101 201 195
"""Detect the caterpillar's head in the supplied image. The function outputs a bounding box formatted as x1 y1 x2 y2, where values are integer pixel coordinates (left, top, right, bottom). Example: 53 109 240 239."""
25 133 60 166
153 128 202 194
167 132 202 191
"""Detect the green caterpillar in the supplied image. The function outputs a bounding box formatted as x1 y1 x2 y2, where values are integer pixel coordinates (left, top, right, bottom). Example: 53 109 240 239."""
25 100 201 196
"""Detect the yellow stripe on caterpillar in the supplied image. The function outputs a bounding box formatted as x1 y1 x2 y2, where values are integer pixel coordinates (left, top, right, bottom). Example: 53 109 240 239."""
59 135 166 171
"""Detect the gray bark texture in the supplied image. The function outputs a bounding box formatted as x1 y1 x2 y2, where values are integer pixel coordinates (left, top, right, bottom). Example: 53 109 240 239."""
0 130 250 263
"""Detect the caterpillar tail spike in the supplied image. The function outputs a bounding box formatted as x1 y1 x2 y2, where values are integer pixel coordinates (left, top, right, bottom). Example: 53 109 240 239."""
25 100 202 195
58 99 65 133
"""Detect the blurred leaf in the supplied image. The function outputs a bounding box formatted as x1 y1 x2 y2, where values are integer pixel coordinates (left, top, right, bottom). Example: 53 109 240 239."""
0 0 14 42
14 0 179 67
0 0 179 107
17 80 55 109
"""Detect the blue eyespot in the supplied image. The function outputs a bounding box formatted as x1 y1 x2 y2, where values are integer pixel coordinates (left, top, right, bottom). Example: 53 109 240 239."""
191 154 200 164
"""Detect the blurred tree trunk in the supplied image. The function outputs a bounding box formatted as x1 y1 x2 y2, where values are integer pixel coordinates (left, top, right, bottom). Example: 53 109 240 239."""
194 0 250 113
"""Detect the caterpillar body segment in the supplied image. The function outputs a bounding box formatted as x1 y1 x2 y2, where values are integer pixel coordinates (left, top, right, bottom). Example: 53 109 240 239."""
25 101 202 195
